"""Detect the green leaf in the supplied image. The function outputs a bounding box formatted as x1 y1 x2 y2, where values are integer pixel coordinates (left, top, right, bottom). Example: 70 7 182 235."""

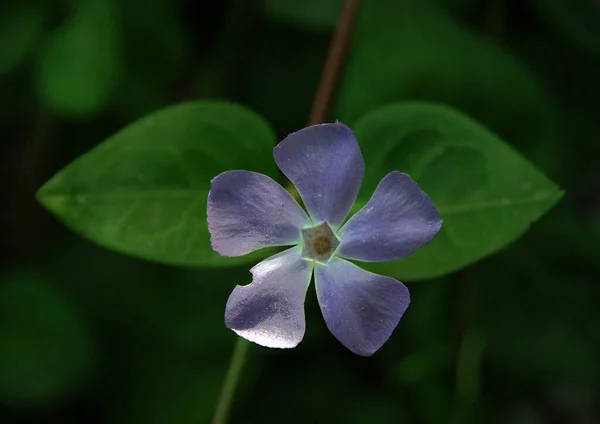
36 100 278 268
336 0 559 173
0 3 44 78
353 102 563 280
0 271 94 405
36 0 121 117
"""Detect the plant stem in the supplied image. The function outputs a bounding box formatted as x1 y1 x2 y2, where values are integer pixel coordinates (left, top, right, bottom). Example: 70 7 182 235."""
211 337 250 424
210 0 360 422
452 330 486 424
308 0 360 126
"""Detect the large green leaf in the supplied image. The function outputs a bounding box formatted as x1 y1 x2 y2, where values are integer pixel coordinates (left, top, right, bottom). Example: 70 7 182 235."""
0 3 44 78
352 102 563 280
36 0 121 117
36 101 278 267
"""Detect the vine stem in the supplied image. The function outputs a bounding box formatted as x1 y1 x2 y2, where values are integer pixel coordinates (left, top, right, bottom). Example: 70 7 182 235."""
211 338 250 424
210 0 360 423
307 0 360 126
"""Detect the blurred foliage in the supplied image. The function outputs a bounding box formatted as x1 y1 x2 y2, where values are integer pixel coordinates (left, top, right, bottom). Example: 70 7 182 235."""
531 0 600 55
36 0 122 117
0 270 94 406
2 0 600 423
116 350 225 424
263 0 343 31
474 209 600 386
0 3 44 78
234 23 328 136
114 0 191 119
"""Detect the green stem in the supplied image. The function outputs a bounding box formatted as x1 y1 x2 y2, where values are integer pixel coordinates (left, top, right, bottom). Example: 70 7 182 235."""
211 337 250 424
452 330 486 424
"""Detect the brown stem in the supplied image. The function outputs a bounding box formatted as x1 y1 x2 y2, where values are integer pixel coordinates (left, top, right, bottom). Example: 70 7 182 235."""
307 0 360 126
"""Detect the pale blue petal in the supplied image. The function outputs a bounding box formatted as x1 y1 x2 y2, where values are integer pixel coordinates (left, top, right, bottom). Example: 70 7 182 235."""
273 123 364 228
315 257 410 356
207 170 311 257
225 247 313 348
339 171 442 262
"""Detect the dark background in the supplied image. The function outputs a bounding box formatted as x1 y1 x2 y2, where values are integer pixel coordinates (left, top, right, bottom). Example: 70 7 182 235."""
1 0 599 423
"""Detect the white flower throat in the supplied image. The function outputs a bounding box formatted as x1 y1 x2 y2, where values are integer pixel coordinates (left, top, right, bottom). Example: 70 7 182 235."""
300 222 340 264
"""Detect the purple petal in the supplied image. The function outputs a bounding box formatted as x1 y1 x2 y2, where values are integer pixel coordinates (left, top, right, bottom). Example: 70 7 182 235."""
273 123 364 228
207 170 311 256
315 257 410 356
338 171 442 262
225 247 313 348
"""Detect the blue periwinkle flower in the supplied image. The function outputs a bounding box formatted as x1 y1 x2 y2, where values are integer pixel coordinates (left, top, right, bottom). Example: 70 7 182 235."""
207 123 442 356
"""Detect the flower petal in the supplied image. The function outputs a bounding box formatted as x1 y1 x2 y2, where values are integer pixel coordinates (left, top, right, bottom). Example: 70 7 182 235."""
225 247 313 348
315 257 410 356
207 170 311 256
338 171 442 262
273 123 364 228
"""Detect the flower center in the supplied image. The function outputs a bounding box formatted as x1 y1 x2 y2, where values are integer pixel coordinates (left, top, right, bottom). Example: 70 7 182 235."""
301 222 339 264
313 236 331 255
